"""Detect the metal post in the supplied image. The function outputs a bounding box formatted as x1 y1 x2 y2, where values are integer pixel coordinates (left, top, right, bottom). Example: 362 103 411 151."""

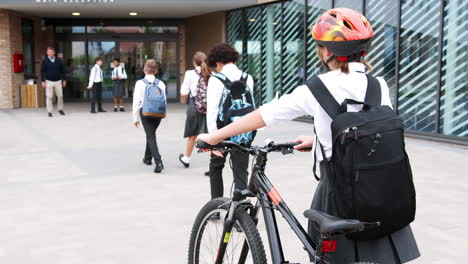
434 0 446 134
280 1 284 95
394 0 402 114
303 0 308 83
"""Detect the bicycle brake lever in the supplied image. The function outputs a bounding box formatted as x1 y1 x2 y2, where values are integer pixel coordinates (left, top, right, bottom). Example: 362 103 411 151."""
281 149 294 155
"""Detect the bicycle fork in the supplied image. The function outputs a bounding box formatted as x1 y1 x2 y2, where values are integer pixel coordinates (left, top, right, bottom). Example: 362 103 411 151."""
215 201 238 264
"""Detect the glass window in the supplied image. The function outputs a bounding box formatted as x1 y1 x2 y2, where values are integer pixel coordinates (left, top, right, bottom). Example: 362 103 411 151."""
397 0 441 133
227 10 245 70
22 20 35 75
281 0 305 96
366 0 399 107
439 0 468 137
245 7 264 103
55 26 85 33
306 0 332 78
334 0 362 12
87 26 145 33
147 26 178 33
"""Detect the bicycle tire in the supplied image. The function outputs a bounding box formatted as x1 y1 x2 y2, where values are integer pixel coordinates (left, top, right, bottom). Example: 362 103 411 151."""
188 197 267 264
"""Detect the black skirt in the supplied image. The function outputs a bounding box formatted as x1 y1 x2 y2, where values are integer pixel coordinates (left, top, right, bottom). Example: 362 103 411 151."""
184 98 207 138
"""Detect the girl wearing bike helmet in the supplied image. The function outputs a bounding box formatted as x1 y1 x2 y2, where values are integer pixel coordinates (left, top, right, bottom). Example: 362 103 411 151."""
198 8 420 263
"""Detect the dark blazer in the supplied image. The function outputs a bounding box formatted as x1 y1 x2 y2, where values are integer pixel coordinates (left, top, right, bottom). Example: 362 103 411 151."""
41 57 65 82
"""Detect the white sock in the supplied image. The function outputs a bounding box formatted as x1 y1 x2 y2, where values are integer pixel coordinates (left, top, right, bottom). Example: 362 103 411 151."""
114 106 117 108
182 155 190 163
120 106 123 108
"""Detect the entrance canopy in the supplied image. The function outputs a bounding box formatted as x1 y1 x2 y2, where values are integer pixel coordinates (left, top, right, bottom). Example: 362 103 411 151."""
0 0 257 18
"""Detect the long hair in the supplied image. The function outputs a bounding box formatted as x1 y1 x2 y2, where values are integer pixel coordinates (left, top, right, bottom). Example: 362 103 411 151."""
193 51 210 83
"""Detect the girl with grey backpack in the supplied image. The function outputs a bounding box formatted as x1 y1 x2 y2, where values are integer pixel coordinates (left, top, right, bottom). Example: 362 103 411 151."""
179 52 210 169
132 59 167 173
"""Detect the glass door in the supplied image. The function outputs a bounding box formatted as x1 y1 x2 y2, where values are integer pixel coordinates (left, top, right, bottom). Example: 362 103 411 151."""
57 41 87 100
87 41 117 99
119 41 146 97
148 41 178 100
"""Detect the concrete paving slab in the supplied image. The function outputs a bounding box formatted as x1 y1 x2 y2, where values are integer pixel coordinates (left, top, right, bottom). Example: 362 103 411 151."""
0 102 467 263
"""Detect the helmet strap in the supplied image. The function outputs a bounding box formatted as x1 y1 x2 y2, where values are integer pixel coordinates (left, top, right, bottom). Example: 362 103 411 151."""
322 55 337 70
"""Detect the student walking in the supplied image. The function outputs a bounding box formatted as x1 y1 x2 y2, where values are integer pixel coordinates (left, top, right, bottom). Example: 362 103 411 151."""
197 8 419 263
40 47 66 117
112 58 127 112
205 43 255 199
178 51 210 168
132 59 166 173
87 57 106 113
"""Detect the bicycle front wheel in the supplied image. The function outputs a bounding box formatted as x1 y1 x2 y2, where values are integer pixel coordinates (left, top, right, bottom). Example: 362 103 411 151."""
188 197 267 264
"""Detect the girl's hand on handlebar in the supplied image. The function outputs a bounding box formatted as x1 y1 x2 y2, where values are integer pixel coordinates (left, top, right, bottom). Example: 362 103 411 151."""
294 135 314 152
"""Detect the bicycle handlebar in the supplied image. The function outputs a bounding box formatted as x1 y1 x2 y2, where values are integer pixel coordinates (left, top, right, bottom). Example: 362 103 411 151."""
196 140 312 154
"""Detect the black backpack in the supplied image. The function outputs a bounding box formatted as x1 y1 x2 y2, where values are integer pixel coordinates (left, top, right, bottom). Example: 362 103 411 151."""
213 72 256 146
306 75 416 240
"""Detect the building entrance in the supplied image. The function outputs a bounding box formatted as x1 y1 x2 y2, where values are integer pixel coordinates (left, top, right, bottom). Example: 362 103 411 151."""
55 25 179 101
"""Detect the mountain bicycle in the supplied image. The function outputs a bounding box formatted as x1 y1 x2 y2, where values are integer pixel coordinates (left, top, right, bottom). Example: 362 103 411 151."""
187 140 379 264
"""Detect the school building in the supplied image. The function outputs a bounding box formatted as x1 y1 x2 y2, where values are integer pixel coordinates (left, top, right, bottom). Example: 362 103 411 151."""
0 0 466 144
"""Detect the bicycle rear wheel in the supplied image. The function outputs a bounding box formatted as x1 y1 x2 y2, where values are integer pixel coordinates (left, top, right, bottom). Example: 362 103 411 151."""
188 197 267 264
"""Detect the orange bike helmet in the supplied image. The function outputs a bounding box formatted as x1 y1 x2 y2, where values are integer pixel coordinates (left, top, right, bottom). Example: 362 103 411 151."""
311 8 374 62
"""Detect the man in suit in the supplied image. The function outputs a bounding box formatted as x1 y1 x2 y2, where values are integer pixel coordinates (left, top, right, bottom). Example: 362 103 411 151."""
41 47 66 117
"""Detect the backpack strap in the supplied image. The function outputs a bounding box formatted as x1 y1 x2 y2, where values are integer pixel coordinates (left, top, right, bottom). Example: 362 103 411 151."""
212 72 232 88
305 77 340 181
364 75 382 106
305 76 341 120
239 72 248 85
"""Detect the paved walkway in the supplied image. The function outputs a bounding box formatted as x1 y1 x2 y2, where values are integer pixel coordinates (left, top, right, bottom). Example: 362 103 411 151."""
0 102 466 263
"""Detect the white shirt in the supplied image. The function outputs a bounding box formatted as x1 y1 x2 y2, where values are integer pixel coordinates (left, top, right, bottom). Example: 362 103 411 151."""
259 62 392 161
87 64 103 88
180 66 202 97
132 75 167 123
206 63 254 133
112 66 127 80
48 56 56 63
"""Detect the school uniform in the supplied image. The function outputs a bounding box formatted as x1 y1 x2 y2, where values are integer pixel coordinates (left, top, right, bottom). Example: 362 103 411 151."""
87 64 105 112
180 66 208 138
259 62 420 263
133 75 167 164
206 63 254 199
112 65 127 97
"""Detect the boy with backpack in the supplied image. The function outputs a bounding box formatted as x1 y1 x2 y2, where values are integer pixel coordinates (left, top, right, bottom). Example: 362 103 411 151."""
205 43 255 199
197 9 419 263
132 59 166 173
178 51 210 169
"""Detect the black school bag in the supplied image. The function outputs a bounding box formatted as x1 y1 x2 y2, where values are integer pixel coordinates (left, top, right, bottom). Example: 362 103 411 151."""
306 75 416 240
213 72 256 146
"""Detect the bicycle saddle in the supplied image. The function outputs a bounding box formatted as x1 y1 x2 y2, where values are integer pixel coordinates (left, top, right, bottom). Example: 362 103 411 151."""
303 209 365 235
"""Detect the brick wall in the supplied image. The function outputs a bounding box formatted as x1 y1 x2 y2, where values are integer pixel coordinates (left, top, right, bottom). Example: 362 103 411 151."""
0 9 54 109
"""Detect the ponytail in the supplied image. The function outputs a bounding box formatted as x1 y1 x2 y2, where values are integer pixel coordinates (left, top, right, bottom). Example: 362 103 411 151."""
193 51 211 84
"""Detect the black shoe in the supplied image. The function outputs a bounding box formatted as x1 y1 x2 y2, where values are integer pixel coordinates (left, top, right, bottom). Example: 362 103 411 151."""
119 107 125 112
98 108 106 112
142 158 152 165
204 171 210 177
48 113 53 117
90 108 96 114
114 107 118 112
58 110 65 115
154 161 164 173
178 154 190 168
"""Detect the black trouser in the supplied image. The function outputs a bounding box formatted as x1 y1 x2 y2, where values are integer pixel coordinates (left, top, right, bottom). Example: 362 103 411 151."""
91 82 103 110
140 112 162 163
209 149 249 199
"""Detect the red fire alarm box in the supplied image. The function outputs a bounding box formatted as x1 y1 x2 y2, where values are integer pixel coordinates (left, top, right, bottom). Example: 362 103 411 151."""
13 53 24 73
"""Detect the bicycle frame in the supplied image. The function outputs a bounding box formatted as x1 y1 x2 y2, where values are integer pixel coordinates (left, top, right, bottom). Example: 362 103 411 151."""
215 148 317 264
